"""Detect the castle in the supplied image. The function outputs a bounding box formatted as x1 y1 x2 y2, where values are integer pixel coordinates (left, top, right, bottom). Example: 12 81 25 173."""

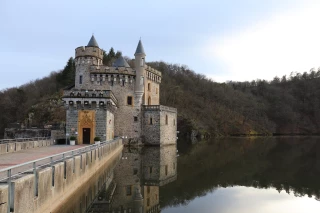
63 35 177 146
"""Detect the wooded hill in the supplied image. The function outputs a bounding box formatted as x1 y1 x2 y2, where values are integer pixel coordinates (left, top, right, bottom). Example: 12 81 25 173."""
1 51 320 138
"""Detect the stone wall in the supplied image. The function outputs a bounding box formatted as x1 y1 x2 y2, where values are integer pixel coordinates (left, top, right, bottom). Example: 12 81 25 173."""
142 106 177 146
4 129 51 139
159 108 177 145
142 108 161 145
65 109 78 137
112 82 141 138
95 110 107 141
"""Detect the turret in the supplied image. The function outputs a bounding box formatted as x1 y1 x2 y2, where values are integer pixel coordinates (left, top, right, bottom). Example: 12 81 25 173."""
74 35 104 89
134 40 146 105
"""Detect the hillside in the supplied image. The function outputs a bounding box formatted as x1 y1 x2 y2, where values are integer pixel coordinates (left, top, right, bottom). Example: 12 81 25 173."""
1 55 320 138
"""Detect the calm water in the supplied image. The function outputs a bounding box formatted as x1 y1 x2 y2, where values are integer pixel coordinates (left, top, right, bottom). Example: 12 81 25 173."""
88 137 320 213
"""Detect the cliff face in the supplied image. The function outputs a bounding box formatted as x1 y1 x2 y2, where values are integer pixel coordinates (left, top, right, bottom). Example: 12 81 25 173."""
1 58 320 138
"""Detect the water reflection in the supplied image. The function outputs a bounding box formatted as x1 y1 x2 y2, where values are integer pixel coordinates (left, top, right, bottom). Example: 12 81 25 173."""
88 145 177 213
160 137 320 212
88 137 320 213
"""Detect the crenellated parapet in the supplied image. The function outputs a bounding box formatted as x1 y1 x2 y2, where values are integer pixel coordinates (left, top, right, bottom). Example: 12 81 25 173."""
63 89 118 111
75 46 103 60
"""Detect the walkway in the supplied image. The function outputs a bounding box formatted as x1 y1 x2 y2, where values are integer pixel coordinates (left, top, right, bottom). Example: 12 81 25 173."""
0 145 86 170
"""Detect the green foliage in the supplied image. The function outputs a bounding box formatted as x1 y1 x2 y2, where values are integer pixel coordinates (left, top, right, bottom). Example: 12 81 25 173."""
103 48 122 66
94 137 100 141
56 57 75 89
70 136 77 140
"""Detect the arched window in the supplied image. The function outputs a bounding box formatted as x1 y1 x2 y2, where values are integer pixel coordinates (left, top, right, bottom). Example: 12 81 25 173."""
165 115 168 125
148 96 151 105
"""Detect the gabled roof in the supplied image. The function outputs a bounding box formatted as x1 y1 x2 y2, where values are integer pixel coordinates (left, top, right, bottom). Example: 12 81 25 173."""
113 56 130 68
135 40 145 55
87 35 99 47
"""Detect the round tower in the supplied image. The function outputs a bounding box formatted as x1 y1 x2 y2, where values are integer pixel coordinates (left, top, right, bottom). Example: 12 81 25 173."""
74 35 104 89
134 40 146 105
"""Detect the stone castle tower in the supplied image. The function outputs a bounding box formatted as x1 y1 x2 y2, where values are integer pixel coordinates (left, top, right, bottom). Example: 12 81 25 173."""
63 35 177 145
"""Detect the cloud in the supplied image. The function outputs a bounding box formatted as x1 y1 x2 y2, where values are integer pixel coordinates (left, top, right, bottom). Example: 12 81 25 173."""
204 1 320 82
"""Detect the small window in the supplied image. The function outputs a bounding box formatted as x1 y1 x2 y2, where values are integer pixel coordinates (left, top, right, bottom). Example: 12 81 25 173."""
165 165 168 176
156 88 158 94
133 168 138 175
126 186 132 196
79 75 83 84
147 198 150 206
165 115 168 125
149 166 153 174
127 96 133 105
149 117 153 125
134 116 138 122
173 119 176 126
122 80 125 86
148 83 151 91
173 163 176 170
141 58 144 67
147 186 150 194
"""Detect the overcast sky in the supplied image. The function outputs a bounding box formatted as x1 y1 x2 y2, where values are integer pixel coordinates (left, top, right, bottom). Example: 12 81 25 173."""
1 0 320 89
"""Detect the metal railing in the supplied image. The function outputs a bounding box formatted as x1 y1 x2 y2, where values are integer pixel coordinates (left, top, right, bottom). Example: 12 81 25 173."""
1 137 121 213
0 137 51 144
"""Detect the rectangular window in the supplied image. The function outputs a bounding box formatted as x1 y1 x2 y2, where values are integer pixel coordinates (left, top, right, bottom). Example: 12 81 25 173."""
79 75 83 84
126 186 132 196
165 165 168 176
147 198 150 206
127 96 133 105
147 186 150 194
133 168 138 175
134 116 138 122
149 117 153 125
149 166 153 174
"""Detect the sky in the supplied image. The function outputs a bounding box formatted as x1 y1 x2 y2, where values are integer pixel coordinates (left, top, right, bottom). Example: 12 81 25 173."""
162 186 320 213
1 0 320 89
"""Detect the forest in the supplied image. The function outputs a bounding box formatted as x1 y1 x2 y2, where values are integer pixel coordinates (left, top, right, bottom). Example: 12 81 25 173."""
1 49 320 138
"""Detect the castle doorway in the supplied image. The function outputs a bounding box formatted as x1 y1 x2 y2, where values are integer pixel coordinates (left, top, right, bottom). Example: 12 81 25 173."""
83 128 91 144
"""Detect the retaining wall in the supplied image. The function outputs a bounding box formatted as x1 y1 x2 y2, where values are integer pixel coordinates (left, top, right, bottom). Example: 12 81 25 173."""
0 139 53 155
0 138 123 213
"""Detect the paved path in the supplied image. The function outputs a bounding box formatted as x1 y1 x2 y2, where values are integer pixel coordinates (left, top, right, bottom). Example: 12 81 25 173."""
0 145 86 170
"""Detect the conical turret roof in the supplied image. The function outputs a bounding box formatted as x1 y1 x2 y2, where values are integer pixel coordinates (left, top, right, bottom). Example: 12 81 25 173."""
135 40 145 55
87 35 99 47
113 56 130 68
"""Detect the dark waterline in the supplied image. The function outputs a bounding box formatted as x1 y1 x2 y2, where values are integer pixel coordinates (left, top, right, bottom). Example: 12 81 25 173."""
88 137 320 212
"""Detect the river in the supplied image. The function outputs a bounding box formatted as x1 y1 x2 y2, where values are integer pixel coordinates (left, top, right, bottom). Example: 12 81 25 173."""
87 137 320 213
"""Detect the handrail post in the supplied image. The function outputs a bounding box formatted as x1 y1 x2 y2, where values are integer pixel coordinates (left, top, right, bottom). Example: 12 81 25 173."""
33 162 38 196
7 169 12 213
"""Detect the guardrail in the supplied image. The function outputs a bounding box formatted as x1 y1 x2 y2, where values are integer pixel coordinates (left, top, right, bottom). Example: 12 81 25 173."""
0 137 51 144
0 138 120 183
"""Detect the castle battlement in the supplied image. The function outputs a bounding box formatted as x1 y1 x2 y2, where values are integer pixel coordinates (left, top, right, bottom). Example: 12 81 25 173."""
63 35 177 145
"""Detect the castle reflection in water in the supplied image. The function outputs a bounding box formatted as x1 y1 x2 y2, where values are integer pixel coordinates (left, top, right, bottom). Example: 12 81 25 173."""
88 144 177 213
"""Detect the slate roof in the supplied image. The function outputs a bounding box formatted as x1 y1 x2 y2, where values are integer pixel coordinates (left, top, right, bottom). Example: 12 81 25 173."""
135 40 145 55
87 35 99 47
113 56 130 68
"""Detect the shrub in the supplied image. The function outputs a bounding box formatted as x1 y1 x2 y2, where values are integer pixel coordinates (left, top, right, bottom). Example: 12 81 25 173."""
70 136 76 140
94 137 100 141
